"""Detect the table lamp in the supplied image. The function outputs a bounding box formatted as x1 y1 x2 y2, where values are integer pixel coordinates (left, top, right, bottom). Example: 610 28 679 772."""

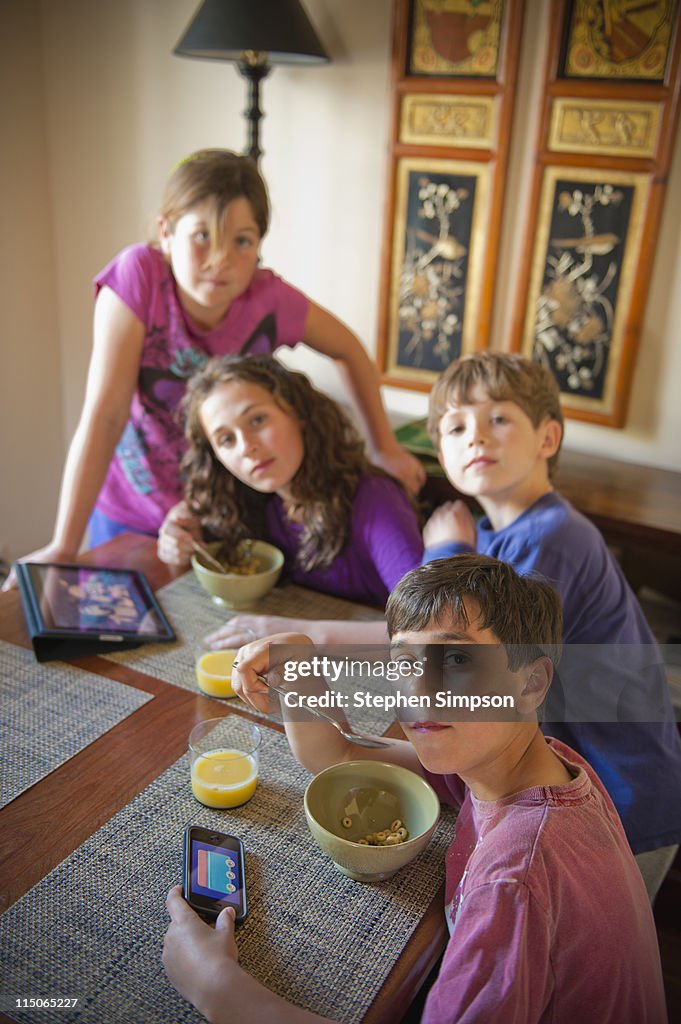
173 0 329 164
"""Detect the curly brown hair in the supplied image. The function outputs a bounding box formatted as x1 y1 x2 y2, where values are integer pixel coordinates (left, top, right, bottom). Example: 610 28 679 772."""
181 354 393 571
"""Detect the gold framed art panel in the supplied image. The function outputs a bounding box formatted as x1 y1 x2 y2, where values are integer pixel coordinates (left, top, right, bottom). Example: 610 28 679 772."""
560 0 678 82
377 0 524 392
384 157 492 386
510 0 681 427
407 0 505 78
399 94 499 149
547 98 662 158
519 166 652 421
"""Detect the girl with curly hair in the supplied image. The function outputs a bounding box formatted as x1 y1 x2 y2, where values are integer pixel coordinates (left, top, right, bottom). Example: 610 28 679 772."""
158 355 423 641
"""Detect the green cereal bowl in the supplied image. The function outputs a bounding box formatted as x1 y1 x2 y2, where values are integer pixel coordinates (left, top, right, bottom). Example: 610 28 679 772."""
304 760 440 882
191 540 284 609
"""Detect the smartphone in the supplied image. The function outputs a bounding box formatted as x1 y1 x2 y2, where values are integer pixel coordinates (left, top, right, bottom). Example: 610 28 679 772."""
183 825 248 923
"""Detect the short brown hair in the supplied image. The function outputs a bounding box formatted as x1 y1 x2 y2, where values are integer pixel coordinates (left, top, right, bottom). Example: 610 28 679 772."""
159 148 269 252
386 554 563 670
428 353 564 478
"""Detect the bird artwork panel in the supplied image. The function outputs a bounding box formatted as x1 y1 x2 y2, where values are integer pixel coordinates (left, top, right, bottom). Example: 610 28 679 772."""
523 167 651 417
533 180 633 400
386 162 489 381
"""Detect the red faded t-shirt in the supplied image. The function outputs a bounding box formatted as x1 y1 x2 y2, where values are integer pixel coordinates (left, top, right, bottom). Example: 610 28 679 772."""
421 739 666 1024
93 244 308 533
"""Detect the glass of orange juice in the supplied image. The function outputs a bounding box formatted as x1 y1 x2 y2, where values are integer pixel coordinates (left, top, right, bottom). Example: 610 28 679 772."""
195 641 237 698
189 717 261 809
195 628 257 699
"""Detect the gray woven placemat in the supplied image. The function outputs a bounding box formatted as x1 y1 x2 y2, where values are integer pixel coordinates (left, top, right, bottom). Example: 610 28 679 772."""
0 640 152 809
0 719 455 1024
102 574 394 734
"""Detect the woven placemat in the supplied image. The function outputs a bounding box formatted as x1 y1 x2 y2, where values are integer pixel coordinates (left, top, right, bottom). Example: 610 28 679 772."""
0 719 455 1024
102 574 394 735
0 640 152 810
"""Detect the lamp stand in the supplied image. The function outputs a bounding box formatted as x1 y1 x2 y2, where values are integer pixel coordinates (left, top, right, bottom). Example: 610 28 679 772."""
237 58 271 165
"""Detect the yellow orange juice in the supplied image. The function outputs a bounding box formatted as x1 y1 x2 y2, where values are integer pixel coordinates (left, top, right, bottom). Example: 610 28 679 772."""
196 649 236 698
190 747 258 808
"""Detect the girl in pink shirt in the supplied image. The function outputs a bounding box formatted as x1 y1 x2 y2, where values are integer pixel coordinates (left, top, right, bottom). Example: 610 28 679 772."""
6 150 423 586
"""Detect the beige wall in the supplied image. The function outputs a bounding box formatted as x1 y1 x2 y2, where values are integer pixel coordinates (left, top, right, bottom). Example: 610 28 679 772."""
2 0 680 561
0 0 63 564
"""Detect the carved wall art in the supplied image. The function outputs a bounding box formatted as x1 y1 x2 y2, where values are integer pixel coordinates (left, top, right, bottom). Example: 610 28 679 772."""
377 0 524 390
511 0 681 425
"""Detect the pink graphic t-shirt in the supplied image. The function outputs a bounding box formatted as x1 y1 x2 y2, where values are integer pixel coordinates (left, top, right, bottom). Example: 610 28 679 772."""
93 244 308 533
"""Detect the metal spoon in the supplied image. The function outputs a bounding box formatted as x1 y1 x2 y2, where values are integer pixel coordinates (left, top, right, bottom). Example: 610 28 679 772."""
254 672 393 749
192 540 228 574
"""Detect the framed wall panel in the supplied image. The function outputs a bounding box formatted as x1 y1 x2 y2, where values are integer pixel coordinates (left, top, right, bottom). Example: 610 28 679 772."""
377 0 524 391
399 93 498 149
510 0 681 426
383 157 492 384
407 0 505 77
547 98 662 157
559 0 677 82
520 166 651 416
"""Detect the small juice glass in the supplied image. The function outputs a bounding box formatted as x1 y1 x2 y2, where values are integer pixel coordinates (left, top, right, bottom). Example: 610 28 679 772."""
195 641 237 698
189 717 261 809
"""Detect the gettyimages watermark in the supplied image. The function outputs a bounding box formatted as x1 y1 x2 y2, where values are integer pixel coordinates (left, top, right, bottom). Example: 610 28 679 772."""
280 653 515 713
266 643 681 725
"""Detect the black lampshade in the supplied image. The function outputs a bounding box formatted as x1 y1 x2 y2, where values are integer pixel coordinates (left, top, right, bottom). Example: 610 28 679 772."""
173 0 329 65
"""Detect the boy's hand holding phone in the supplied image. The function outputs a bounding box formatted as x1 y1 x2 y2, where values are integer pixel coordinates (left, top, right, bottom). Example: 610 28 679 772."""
163 827 247 1018
163 885 239 1015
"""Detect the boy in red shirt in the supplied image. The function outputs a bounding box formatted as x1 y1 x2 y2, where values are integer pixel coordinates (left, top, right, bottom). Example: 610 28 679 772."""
163 555 666 1024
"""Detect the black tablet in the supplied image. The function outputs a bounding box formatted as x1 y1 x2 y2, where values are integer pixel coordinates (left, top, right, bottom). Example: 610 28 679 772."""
16 562 175 661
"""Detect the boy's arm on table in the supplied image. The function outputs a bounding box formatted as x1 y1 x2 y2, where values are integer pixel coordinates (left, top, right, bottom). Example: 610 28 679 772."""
3 288 144 589
164 887 332 1024
301 301 425 496
422 500 477 561
208 617 389 646
231 632 421 776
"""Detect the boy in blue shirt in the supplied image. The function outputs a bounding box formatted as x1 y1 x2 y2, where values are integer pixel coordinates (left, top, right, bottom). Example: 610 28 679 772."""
422 352 681 900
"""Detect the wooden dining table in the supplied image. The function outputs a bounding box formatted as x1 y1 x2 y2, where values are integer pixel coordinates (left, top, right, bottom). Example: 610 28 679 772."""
0 533 449 1024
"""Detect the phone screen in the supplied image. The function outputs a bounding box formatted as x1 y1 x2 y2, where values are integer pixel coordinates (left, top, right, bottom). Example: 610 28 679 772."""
184 826 247 922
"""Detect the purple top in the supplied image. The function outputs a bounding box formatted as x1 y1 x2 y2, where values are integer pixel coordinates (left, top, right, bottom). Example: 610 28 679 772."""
421 739 667 1024
265 474 423 606
93 244 309 533
424 491 681 854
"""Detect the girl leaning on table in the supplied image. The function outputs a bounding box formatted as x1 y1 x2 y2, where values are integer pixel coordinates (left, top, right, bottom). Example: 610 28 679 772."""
157 353 424 644
4 148 423 589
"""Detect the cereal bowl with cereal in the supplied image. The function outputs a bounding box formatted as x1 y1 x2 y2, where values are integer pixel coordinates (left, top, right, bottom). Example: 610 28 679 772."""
304 760 440 882
191 540 284 609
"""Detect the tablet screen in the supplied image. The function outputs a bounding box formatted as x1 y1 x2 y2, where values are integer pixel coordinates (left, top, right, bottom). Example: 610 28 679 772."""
23 563 173 639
